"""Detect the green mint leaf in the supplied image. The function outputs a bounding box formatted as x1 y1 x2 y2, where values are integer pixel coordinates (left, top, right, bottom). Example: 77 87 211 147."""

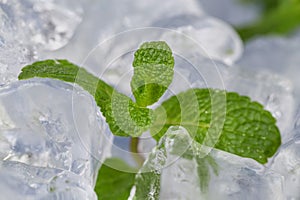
18 60 100 94
150 88 281 164
95 158 137 200
131 41 174 107
18 59 153 137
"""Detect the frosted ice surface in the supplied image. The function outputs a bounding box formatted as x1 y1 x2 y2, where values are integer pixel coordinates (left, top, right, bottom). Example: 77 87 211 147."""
0 0 82 85
0 78 112 186
270 113 300 200
238 31 300 101
270 137 300 199
136 126 284 200
198 0 261 26
0 0 82 51
41 0 203 63
0 160 97 200
0 43 34 85
40 0 243 68
0 2 35 85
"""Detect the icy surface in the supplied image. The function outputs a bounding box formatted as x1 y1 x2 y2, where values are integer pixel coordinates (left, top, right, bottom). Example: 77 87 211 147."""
238 31 300 102
270 113 300 200
0 0 82 50
0 1 35 85
270 137 300 200
1 1 299 199
0 160 97 200
0 78 112 186
136 126 284 200
42 0 203 62
0 0 82 85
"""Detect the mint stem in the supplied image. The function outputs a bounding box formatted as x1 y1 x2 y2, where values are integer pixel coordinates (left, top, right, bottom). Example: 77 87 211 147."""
130 137 145 167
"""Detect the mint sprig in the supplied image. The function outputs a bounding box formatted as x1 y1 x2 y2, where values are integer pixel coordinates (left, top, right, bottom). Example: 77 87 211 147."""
18 41 282 199
18 42 281 163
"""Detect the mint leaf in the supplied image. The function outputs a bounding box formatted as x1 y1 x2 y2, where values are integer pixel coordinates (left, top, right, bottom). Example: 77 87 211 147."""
150 88 281 164
131 41 174 107
95 158 137 200
18 59 153 137
18 60 100 94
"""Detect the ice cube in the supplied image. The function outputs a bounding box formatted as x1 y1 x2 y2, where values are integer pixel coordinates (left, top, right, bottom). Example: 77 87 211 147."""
0 0 82 85
0 2 36 85
41 0 203 61
0 78 112 186
0 160 97 200
135 126 284 200
0 43 35 85
238 31 300 102
270 120 300 199
0 0 82 51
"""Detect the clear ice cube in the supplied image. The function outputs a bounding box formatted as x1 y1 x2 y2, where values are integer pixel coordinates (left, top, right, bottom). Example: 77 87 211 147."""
41 0 243 68
0 0 82 51
0 160 97 200
270 116 300 199
238 31 300 102
0 78 112 186
0 0 82 85
41 0 203 63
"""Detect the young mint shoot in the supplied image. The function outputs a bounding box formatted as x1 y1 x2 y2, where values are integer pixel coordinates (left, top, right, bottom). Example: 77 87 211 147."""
18 41 281 199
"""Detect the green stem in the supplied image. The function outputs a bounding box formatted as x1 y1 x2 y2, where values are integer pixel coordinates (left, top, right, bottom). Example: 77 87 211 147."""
130 137 145 167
